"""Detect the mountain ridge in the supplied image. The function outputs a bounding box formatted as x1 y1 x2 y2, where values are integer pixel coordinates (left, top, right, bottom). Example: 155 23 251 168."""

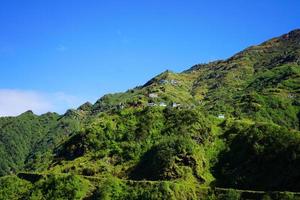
0 29 300 199
3 29 299 118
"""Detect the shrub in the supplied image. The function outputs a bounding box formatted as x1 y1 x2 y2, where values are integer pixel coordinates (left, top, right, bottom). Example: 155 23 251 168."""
130 137 205 181
0 176 32 200
30 174 90 200
213 122 300 191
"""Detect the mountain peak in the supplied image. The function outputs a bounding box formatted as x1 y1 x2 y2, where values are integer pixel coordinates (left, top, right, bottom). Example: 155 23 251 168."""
20 110 35 116
185 29 300 73
77 102 93 111
1 29 300 198
281 29 300 40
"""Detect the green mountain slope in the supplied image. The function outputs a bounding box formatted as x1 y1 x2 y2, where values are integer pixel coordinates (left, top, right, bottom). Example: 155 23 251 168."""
0 111 59 176
0 29 300 200
91 29 300 130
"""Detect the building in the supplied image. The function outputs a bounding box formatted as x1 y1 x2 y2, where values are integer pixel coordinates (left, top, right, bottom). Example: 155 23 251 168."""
148 102 157 107
170 79 178 85
149 93 158 98
218 114 225 119
159 102 167 107
159 79 169 84
118 103 125 109
172 103 180 108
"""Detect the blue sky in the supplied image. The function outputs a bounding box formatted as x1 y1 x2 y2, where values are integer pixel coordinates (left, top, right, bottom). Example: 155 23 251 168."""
0 0 299 116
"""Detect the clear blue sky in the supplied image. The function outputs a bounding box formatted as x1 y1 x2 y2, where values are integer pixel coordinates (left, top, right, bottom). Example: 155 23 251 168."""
0 0 299 115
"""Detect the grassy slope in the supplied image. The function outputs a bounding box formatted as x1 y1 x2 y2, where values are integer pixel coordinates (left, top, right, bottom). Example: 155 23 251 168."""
0 29 300 199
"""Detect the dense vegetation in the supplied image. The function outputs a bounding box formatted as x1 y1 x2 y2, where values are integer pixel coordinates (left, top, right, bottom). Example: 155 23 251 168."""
213 121 300 191
0 111 59 176
0 29 300 199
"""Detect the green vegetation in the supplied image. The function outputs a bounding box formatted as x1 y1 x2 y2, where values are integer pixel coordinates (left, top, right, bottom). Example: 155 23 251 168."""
130 137 205 181
213 121 300 191
0 29 300 199
0 176 32 200
0 111 59 176
30 174 90 200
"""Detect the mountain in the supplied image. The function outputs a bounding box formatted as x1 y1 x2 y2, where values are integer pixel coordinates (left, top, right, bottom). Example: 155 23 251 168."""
92 29 300 129
0 29 300 200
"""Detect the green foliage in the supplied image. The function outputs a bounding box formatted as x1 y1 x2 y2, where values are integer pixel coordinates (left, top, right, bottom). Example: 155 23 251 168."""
163 108 212 143
131 137 204 181
30 174 89 200
92 176 127 200
1 29 300 199
90 178 198 200
218 189 241 200
238 91 299 129
213 121 300 191
26 115 84 171
0 111 59 176
0 176 32 200
56 108 211 166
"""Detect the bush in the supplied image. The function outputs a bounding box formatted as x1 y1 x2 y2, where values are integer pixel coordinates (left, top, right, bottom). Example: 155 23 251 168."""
213 122 300 191
130 137 205 181
30 174 90 200
92 176 127 200
91 179 198 200
218 189 241 200
0 176 32 200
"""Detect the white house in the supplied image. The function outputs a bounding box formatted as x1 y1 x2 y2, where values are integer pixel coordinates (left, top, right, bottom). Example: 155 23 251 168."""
170 79 178 85
159 102 167 107
218 114 225 119
149 93 158 98
172 103 180 108
159 79 169 84
148 103 157 107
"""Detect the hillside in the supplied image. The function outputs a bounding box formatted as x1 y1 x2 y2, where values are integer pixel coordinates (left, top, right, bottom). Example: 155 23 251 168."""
92 29 300 129
0 29 300 200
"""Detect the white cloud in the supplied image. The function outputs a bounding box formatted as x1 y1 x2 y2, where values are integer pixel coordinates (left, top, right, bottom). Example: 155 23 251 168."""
0 89 84 117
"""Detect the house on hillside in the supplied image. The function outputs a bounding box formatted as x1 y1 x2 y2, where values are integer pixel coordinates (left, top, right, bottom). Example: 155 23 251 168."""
159 102 167 107
117 103 125 109
158 79 178 85
288 93 294 99
218 114 225 119
159 79 169 84
172 103 180 108
148 102 157 107
170 79 178 85
149 93 158 98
